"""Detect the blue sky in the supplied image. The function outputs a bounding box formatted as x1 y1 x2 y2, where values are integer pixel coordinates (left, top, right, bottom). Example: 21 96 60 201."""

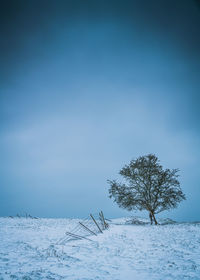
0 0 200 220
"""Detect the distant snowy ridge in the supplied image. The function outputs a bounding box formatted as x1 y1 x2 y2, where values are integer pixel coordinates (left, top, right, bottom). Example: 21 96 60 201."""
110 216 177 225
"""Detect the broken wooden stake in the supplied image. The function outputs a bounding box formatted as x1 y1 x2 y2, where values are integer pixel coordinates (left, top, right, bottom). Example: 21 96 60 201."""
100 211 109 229
90 214 103 233
79 222 97 236
99 211 105 230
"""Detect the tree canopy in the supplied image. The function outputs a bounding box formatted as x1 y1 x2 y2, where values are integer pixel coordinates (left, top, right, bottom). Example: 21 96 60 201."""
108 154 186 224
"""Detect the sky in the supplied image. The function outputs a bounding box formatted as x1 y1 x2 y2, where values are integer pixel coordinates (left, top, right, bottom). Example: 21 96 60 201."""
0 0 200 221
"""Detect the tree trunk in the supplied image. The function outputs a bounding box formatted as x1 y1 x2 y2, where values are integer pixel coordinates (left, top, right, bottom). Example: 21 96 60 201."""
152 212 158 225
149 212 153 225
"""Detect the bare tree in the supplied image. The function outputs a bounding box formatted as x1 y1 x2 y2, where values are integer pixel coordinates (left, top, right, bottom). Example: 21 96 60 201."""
108 154 186 225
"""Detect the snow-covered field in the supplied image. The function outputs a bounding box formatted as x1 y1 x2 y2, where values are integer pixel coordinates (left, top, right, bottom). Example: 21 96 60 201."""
0 217 200 280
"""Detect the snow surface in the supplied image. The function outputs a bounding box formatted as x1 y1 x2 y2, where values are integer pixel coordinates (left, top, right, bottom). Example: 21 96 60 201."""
0 217 200 280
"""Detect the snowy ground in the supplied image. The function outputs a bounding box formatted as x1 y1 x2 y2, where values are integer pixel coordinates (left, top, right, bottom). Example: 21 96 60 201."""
0 217 200 280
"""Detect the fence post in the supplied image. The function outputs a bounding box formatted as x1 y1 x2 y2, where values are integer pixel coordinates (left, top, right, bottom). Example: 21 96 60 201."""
90 214 103 233
100 211 109 229
79 222 97 236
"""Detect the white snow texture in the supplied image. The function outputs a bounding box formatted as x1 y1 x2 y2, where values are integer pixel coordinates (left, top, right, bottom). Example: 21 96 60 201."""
0 217 200 280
